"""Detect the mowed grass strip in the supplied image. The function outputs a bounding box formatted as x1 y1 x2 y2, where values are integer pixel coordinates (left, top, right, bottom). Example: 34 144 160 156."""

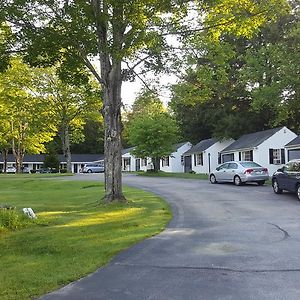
137 171 209 180
0 177 171 300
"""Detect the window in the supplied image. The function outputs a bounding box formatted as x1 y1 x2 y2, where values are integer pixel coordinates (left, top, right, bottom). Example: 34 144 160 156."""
228 163 238 169
269 149 285 165
195 153 203 166
123 158 131 171
241 150 253 161
222 153 234 163
217 163 229 171
162 156 170 167
285 161 300 172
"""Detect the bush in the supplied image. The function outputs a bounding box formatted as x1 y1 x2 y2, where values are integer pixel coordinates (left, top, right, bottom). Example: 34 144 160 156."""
0 207 31 230
60 168 68 173
189 170 196 174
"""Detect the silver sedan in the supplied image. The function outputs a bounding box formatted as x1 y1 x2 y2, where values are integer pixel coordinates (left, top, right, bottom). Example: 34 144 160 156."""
209 161 269 186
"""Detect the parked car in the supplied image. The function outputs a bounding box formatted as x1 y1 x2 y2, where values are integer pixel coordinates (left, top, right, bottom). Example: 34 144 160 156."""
272 159 300 201
81 163 104 173
209 161 269 186
36 168 52 174
6 166 16 174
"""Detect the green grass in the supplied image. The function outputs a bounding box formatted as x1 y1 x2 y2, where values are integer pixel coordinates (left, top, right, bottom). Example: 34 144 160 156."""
0 176 171 300
0 173 73 178
136 171 209 180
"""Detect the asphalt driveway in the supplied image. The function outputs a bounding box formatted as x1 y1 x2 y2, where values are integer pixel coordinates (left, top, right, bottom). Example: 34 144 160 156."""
42 174 300 300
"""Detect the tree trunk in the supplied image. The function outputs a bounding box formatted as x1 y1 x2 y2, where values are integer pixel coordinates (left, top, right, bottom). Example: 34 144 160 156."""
12 144 24 173
12 123 25 174
1 149 8 173
60 122 72 173
102 62 126 203
152 157 160 172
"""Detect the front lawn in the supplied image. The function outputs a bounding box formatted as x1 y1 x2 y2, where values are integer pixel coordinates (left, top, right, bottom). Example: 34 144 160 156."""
0 176 171 300
137 171 209 180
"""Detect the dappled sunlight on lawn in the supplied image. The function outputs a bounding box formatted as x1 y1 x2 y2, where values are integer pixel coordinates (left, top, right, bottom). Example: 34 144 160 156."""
55 207 145 228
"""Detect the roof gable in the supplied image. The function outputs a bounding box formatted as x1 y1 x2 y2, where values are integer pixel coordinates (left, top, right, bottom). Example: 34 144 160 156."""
285 135 300 147
221 127 283 153
183 138 217 155
172 142 190 151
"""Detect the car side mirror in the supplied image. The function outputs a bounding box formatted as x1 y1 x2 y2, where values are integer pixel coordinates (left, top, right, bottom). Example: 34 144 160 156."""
216 167 220 171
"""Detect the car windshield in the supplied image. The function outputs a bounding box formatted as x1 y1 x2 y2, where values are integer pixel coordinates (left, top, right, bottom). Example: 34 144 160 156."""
240 162 261 168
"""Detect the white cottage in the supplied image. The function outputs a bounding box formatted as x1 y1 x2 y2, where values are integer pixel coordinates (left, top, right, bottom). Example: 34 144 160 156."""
160 142 192 173
121 147 150 172
183 138 234 174
220 127 297 174
285 136 300 161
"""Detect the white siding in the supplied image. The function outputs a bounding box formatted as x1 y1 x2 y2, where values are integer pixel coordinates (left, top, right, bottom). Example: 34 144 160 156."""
160 142 192 173
221 127 297 175
256 127 297 174
192 140 234 174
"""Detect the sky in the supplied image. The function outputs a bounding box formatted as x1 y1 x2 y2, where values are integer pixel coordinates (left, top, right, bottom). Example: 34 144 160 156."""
121 74 178 107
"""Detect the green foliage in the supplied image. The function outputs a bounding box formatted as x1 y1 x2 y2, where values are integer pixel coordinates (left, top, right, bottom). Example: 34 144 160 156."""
43 153 60 170
0 58 56 157
170 2 299 140
71 117 104 154
0 23 13 72
128 112 179 159
0 208 31 230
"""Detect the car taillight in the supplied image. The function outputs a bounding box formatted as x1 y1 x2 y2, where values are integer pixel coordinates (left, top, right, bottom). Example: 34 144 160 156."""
262 168 268 172
244 169 254 174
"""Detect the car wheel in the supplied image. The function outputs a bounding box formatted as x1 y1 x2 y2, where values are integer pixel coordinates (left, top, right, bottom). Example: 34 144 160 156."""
210 174 217 184
297 185 300 201
234 175 242 186
87 169 93 173
257 180 265 186
272 179 282 194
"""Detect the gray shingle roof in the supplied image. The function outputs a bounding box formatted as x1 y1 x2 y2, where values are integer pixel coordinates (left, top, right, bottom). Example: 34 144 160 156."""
183 138 217 155
285 135 300 147
221 127 283 153
122 147 135 155
172 142 190 151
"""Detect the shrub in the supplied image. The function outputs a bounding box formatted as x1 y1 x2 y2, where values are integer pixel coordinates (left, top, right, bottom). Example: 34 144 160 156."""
189 170 196 174
0 207 31 230
60 168 68 173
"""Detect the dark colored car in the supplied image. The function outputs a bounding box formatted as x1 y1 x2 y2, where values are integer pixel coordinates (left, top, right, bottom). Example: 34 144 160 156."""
272 159 300 201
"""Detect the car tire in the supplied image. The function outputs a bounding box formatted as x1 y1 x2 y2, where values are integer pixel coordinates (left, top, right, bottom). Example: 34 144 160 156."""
257 180 265 186
272 179 282 194
234 175 242 186
210 174 217 184
296 185 300 201
87 169 93 173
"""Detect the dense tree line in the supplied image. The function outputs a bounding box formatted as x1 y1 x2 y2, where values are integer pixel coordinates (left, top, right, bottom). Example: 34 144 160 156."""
170 2 300 142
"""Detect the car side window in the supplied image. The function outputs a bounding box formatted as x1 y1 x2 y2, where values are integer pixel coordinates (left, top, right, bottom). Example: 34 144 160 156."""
228 163 238 169
218 163 229 170
286 162 300 172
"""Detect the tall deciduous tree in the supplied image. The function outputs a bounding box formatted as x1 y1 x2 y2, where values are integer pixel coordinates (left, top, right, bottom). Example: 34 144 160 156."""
128 112 179 171
39 71 102 172
1 0 287 200
0 58 56 173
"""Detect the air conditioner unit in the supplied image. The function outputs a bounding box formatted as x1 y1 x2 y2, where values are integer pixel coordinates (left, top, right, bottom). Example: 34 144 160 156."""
273 159 281 165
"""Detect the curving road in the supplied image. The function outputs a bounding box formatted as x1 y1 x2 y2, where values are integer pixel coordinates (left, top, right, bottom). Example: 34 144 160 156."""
42 173 300 300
